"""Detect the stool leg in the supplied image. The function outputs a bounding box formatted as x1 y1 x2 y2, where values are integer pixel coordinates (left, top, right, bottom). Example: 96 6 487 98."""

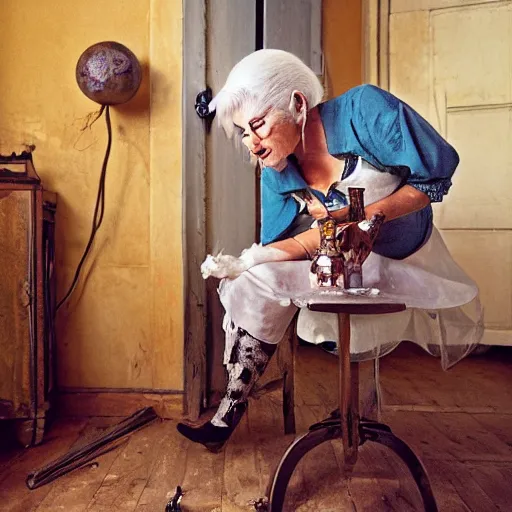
282 369 295 435
279 320 296 435
338 312 359 467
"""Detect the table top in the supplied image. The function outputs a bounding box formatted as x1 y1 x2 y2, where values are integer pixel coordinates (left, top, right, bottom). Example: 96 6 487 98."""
308 301 406 315
287 288 407 315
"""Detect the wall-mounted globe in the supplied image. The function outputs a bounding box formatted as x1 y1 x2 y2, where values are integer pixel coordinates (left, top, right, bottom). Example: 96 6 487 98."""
76 41 142 105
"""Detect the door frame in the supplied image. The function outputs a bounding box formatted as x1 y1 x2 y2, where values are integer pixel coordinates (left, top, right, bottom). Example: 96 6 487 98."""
362 0 390 88
182 0 208 420
181 0 261 419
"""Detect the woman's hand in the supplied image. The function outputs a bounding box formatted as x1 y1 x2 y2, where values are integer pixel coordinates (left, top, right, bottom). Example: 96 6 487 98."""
300 189 330 220
336 213 386 265
200 244 290 280
300 189 350 222
200 253 247 279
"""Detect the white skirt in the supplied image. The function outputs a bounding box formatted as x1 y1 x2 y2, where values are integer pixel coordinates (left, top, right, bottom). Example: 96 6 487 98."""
218 227 483 370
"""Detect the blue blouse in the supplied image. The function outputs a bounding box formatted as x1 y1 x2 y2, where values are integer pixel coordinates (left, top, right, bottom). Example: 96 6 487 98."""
260 84 460 259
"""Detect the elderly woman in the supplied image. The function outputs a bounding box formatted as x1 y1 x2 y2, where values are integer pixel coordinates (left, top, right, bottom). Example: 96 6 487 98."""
177 49 482 452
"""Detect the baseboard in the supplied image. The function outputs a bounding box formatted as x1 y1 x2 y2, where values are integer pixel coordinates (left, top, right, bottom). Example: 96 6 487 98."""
481 329 512 346
56 389 184 420
382 404 512 414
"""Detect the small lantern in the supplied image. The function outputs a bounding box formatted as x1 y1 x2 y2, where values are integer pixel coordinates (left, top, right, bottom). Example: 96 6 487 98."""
0 151 57 446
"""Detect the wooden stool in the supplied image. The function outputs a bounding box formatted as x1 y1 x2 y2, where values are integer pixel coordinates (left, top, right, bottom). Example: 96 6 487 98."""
251 313 298 436
257 299 438 512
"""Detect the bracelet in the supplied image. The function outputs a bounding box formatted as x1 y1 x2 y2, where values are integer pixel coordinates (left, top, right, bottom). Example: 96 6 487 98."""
292 237 312 260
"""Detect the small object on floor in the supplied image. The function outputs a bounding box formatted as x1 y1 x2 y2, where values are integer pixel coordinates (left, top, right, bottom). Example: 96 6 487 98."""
250 496 269 511
165 486 183 511
26 407 158 490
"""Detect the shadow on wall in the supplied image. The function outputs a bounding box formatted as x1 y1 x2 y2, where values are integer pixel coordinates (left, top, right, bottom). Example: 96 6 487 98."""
115 61 151 117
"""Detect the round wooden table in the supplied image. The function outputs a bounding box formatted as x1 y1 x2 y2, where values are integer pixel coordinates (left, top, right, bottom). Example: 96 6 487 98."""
256 297 438 512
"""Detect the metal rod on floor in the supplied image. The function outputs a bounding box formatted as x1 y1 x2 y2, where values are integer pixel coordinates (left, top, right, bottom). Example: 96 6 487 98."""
26 406 158 490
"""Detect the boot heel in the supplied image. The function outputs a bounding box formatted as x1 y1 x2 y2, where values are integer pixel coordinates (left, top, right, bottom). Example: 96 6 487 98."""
204 441 226 453
176 401 248 452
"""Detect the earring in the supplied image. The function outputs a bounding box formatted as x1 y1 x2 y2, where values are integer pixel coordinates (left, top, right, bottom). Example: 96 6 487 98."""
301 108 307 153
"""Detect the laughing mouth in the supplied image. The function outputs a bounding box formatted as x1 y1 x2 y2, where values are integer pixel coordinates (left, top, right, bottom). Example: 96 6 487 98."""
258 149 271 161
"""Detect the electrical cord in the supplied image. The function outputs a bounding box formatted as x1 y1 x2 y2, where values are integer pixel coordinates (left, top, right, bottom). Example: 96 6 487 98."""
56 105 111 311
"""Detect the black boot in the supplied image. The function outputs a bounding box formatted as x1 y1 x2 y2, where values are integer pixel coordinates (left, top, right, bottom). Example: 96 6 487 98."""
178 328 275 452
176 401 248 453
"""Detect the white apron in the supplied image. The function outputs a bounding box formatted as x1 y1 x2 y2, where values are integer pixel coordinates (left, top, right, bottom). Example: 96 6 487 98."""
218 159 483 371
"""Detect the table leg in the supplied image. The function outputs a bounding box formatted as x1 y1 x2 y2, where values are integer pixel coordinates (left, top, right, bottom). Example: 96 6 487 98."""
338 312 359 467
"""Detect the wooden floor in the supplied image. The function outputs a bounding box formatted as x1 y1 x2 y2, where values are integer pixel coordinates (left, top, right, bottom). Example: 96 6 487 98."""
1 342 512 511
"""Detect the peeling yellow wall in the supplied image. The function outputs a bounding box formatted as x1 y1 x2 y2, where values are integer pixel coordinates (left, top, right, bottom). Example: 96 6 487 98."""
323 0 363 97
0 0 183 391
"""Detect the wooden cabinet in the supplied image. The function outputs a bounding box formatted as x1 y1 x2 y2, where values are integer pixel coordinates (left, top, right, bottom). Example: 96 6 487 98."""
0 152 57 446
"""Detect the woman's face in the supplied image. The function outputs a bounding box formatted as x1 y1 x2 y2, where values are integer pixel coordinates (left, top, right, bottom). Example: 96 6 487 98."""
232 108 301 171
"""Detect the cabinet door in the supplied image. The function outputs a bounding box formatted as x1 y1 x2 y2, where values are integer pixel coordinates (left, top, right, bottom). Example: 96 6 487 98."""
0 189 33 418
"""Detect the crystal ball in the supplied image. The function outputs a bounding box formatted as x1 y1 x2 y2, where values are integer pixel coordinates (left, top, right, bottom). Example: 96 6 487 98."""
76 41 142 105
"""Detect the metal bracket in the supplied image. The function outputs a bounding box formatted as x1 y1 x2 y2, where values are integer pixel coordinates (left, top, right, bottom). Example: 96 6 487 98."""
195 87 213 118
195 87 215 132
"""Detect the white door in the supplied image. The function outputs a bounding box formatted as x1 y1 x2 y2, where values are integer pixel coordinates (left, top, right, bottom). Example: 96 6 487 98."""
387 0 512 346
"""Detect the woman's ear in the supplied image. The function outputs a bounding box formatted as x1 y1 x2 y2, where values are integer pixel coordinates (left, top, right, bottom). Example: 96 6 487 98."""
289 90 308 120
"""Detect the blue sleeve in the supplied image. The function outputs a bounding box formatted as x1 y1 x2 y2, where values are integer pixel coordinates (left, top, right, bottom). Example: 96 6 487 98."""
357 85 459 202
260 170 299 245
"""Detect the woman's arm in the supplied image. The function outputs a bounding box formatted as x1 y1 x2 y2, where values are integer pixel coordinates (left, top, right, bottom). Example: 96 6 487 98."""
364 184 430 221
291 184 430 258
267 228 320 260
307 181 430 225
200 233 318 280
313 183 430 224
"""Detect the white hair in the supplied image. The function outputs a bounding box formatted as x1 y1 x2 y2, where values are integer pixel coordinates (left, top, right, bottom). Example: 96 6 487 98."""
209 49 324 137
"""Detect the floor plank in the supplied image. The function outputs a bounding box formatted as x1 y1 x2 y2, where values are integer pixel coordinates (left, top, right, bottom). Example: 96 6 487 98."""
222 412 262 511
466 463 512 510
348 439 425 511
470 413 512 448
383 411 512 463
133 420 189 511
179 432 224 511
85 420 167 511
428 460 501 512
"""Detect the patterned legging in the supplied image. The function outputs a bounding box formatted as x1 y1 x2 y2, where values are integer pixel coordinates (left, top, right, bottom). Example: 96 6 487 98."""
211 328 276 427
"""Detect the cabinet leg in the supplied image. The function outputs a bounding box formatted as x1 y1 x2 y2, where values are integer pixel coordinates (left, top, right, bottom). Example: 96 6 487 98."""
15 415 46 448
